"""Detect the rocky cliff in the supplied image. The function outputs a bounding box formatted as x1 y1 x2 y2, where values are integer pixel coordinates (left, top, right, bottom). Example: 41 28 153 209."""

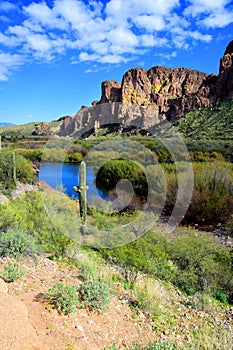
59 40 233 136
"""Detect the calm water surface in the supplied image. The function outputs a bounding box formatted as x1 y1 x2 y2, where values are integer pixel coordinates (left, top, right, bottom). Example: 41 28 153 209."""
38 162 107 199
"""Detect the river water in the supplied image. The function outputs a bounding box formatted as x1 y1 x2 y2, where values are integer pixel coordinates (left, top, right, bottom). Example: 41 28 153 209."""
38 162 107 199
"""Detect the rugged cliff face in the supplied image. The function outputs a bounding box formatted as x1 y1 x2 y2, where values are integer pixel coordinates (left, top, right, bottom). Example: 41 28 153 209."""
217 40 233 98
121 66 217 120
59 40 233 136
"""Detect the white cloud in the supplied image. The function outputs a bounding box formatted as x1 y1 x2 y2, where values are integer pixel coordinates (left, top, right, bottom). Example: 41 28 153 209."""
139 35 168 48
184 0 233 28
79 52 99 62
106 28 138 48
0 15 11 22
0 53 24 81
134 15 166 32
8 25 31 38
0 0 232 79
185 0 230 16
53 0 91 29
157 51 177 60
0 33 19 47
23 1 67 30
0 1 17 12
201 11 233 28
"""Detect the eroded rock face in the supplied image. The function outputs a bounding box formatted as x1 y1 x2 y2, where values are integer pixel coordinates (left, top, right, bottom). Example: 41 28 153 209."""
217 40 233 98
99 80 122 103
121 66 217 120
33 122 49 136
59 40 233 136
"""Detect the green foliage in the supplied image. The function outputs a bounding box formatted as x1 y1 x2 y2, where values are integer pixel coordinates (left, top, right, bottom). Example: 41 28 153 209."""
96 159 148 197
0 231 36 257
45 274 111 314
161 161 233 226
65 152 83 163
178 100 233 141
129 342 179 350
213 290 228 304
101 227 233 303
79 278 111 311
1 261 25 282
101 230 175 282
108 341 182 350
45 282 79 315
185 161 233 225
0 148 36 191
0 191 80 258
168 230 233 297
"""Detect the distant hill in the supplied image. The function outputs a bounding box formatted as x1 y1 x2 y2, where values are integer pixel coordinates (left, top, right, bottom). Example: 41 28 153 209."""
0 120 63 137
0 122 15 127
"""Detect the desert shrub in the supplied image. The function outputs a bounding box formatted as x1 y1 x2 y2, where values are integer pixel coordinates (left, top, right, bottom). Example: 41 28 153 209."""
17 148 43 162
185 161 233 225
0 191 81 258
0 148 36 191
162 161 233 226
96 159 148 197
168 230 233 299
1 261 25 282
79 278 111 311
0 231 36 257
101 230 175 282
65 152 83 163
45 282 79 315
108 341 181 349
130 342 179 349
213 291 228 304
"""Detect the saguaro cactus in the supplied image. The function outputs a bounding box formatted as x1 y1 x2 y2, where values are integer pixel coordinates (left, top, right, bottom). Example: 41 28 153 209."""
73 161 88 225
12 151 16 183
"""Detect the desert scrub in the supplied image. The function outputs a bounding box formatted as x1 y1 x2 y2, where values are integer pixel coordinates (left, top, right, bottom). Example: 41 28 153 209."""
107 341 183 349
79 278 111 311
0 231 36 257
1 261 25 282
45 282 79 315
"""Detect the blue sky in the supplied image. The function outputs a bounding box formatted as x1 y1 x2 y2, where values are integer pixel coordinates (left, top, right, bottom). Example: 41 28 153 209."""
0 0 232 125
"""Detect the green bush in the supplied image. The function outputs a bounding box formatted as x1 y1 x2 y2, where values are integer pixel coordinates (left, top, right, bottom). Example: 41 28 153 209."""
213 291 228 304
1 261 25 282
168 230 233 298
96 159 148 197
0 231 36 257
0 191 80 258
0 148 36 190
108 341 182 349
101 230 175 282
163 161 233 226
65 152 83 163
79 279 111 311
129 342 178 350
45 282 79 315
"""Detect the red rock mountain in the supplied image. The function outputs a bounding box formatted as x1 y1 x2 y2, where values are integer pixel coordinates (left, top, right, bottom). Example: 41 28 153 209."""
59 40 233 136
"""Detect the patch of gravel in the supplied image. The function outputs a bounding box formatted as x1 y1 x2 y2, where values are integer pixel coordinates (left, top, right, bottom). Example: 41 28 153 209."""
11 182 38 200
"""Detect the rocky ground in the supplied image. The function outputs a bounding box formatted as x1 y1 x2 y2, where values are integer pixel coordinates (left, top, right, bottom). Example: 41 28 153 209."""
0 255 232 350
0 256 155 350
